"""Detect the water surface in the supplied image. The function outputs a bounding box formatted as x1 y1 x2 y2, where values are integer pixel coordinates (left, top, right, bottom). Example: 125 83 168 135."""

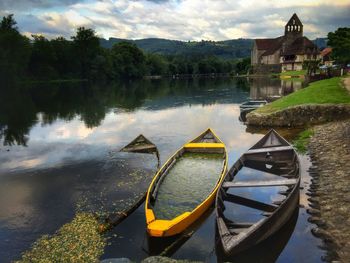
153 153 223 219
0 77 324 262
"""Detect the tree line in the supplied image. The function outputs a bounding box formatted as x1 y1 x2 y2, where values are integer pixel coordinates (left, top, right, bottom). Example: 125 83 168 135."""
0 77 249 146
0 14 251 82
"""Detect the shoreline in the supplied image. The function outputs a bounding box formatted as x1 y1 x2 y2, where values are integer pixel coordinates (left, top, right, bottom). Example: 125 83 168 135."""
246 76 350 127
307 120 350 262
246 104 350 127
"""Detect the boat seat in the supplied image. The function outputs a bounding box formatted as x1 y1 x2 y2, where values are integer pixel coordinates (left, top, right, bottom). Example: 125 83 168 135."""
224 193 277 212
222 178 298 188
226 222 253 228
245 146 293 155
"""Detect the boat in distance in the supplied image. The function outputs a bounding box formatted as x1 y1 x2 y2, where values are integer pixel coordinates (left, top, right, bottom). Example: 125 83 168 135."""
216 129 300 255
239 100 267 111
145 128 227 237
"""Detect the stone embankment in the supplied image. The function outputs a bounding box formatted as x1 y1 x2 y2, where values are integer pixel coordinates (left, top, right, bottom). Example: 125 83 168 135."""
307 120 350 262
246 104 350 127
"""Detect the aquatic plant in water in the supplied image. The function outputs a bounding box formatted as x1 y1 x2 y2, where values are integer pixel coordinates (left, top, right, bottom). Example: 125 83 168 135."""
16 213 106 263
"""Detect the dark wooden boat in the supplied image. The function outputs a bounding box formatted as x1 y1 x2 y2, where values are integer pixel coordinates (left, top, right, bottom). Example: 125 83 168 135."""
239 100 267 111
215 129 300 255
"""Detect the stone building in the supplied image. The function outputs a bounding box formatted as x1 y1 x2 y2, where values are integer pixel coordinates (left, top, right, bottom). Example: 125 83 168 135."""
251 13 320 73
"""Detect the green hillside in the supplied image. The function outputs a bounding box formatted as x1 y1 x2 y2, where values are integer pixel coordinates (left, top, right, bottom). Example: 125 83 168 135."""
99 38 253 59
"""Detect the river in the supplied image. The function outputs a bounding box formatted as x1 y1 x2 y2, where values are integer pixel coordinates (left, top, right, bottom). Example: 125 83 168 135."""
0 77 323 262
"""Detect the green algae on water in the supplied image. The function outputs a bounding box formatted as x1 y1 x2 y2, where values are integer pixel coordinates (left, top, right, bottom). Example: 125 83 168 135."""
153 152 224 220
16 213 106 263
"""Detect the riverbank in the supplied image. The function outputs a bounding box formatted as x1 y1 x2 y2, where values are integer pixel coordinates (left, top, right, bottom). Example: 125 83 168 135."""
246 77 350 127
270 70 306 79
307 120 350 262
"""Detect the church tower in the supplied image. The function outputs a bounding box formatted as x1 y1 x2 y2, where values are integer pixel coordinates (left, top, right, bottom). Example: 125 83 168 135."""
284 13 303 43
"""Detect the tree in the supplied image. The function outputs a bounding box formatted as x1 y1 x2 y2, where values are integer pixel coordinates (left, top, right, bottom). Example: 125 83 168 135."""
234 57 251 75
145 53 168 75
327 27 350 65
303 60 321 76
50 37 77 78
0 14 17 32
111 42 145 78
0 14 31 79
28 35 58 79
71 27 100 78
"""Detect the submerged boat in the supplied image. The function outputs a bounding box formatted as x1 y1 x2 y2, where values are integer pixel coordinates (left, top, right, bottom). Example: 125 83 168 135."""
216 129 300 255
120 134 157 154
145 128 227 237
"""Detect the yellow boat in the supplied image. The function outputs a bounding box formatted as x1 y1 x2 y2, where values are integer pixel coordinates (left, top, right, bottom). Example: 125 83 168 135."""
145 128 227 237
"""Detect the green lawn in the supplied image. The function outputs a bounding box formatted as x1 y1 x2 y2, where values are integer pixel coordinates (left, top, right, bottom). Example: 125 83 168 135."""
280 70 306 77
256 77 350 114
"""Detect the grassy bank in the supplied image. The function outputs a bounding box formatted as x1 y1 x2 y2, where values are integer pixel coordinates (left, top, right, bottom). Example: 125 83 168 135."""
293 129 314 154
271 70 306 78
256 77 350 114
280 70 306 77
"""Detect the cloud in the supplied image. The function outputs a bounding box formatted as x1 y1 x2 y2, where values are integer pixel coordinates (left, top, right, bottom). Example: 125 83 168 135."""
1 0 349 40
0 0 83 11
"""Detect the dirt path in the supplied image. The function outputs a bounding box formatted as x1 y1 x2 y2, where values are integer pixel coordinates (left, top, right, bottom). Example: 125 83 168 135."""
343 76 350 93
308 120 350 262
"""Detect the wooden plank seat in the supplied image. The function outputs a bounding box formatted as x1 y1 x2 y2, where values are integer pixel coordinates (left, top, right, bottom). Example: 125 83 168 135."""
226 222 254 228
245 145 293 155
222 178 298 188
244 156 294 166
223 193 277 212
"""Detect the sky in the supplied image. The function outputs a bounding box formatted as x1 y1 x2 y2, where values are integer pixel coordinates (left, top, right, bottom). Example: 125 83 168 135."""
0 0 349 40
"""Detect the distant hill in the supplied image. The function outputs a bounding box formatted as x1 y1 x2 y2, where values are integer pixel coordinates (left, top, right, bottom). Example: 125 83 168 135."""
99 38 253 60
312 38 328 50
99 37 328 60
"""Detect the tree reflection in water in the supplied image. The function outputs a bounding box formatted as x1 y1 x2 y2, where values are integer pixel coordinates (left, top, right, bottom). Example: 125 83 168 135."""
0 77 249 146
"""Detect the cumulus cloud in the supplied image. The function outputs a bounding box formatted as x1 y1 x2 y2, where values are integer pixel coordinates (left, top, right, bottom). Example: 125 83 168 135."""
1 0 350 40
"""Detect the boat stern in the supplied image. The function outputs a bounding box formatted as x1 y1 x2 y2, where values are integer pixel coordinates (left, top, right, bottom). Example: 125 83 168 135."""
146 212 191 237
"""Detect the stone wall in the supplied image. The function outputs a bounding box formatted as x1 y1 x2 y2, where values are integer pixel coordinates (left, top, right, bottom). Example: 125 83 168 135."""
246 104 350 127
261 51 280 65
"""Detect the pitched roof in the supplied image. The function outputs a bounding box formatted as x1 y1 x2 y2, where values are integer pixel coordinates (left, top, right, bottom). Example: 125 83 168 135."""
262 37 285 56
286 13 302 26
321 47 332 57
282 36 319 55
255 36 283 51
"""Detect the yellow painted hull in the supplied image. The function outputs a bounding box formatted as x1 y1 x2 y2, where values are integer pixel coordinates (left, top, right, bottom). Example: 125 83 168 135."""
145 129 227 237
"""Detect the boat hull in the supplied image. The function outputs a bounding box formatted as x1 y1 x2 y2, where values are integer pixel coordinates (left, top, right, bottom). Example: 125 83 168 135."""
216 129 301 256
220 175 300 255
145 129 227 237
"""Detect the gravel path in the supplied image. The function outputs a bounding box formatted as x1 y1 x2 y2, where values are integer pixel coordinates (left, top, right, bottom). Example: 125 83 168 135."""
308 120 350 262
343 76 350 93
